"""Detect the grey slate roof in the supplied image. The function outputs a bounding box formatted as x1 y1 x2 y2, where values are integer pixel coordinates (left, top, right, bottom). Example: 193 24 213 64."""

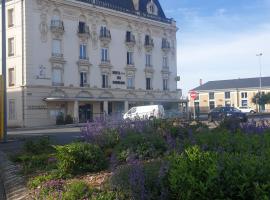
77 0 167 20
192 77 270 91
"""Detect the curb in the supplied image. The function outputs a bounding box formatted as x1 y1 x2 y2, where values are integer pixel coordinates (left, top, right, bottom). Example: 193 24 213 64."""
0 151 28 200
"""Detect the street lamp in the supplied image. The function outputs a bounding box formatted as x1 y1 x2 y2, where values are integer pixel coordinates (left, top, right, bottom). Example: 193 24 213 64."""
256 53 263 113
1 0 7 142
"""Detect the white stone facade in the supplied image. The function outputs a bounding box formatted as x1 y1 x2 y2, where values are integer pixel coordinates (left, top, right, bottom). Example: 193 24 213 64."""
1 0 181 127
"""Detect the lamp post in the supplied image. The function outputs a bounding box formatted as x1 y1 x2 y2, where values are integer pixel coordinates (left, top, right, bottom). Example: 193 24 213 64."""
256 53 263 113
1 0 7 143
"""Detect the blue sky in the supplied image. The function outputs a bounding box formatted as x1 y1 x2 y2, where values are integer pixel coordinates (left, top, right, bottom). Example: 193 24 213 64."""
159 0 270 96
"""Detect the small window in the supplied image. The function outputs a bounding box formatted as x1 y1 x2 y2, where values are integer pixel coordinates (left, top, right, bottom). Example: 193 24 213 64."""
209 92 215 100
146 78 152 90
145 54 152 66
79 44 87 59
52 39 61 56
102 74 109 88
209 101 215 110
225 92 230 99
8 38 15 56
163 79 168 91
52 68 62 85
101 48 109 62
241 92 248 99
241 100 248 107
8 9 14 27
8 99 16 120
127 52 134 65
127 77 134 89
8 68 15 86
80 72 88 87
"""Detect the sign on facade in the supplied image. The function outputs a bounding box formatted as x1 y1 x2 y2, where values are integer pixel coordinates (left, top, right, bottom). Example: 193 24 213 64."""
0 75 3 140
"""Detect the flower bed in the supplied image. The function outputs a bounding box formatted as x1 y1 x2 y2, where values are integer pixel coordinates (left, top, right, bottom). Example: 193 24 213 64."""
11 118 270 199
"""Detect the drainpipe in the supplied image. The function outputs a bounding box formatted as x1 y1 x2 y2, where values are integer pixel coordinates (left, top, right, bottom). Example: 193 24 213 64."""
21 0 25 127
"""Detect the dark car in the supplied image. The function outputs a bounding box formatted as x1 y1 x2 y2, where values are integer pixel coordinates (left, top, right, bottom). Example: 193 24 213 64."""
208 107 247 122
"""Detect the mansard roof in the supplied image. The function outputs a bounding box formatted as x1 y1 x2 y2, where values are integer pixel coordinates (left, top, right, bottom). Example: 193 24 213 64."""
77 0 171 23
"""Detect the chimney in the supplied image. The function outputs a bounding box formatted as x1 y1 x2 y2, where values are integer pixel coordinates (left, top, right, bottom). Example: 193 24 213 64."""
200 79 203 86
133 0 139 11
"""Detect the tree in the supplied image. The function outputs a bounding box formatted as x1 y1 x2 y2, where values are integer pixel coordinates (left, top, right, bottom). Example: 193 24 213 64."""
252 92 270 106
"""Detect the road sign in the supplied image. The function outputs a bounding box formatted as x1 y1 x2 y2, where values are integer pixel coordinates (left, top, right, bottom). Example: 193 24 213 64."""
0 75 3 140
190 91 198 100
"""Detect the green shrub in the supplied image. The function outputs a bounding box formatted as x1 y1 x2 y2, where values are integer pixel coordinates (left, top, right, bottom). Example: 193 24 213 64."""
28 173 57 189
65 115 74 124
94 191 119 200
168 146 219 200
168 146 270 200
56 113 65 125
24 136 53 155
62 180 92 200
55 143 107 176
114 132 167 162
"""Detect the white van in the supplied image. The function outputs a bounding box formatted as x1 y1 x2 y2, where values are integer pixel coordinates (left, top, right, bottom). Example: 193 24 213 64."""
123 105 165 120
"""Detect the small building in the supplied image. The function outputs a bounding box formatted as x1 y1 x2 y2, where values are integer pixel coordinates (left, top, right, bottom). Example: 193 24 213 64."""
189 77 270 113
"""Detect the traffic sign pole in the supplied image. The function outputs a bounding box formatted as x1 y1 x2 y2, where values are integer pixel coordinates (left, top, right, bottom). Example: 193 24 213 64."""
190 91 198 120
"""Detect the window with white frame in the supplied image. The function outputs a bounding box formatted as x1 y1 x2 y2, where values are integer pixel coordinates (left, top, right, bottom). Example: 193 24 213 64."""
8 99 16 120
163 56 168 68
52 68 62 85
8 9 14 27
241 92 248 99
52 39 61 56
8 37 14 56
127 52 134 65
145 54 152 67
225 92 230 99
8 68 15 86
80 72 88 87
101 48 109 62
79 44 87 59
127 77 134 89
163 79 168 91
102 74 109 88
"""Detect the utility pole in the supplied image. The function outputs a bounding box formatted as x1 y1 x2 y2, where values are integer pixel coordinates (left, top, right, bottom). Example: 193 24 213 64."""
256 53 263 113
1 0 7 142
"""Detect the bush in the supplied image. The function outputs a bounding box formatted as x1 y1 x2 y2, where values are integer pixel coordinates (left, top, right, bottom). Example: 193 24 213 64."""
168 146 270 200
24 137 53 155
65 115 74 124
62 180 92 200
55 143 107 176
114 132 167 162
56 113 65 125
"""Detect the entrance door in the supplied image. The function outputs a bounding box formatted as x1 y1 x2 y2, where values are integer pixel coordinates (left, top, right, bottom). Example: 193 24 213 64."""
79 104 93 123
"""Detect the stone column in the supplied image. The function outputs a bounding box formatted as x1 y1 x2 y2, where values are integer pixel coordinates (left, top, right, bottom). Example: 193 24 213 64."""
104 101 108 115
74 101 79 123
124 101 129 112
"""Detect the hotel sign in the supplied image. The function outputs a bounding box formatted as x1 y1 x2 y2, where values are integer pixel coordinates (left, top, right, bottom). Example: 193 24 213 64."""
0 76 3 140
112 71 125 85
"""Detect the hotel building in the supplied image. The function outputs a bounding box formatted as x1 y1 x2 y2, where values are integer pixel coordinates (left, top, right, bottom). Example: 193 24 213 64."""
1 0 181 127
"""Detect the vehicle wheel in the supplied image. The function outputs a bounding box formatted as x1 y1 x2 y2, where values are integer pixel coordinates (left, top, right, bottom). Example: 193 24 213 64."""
208 115 213 122
250 110 255 114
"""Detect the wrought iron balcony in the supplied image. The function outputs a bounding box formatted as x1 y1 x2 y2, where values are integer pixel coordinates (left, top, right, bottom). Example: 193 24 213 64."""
100 29 111 44
78 25 90 38
50 53 66 64
144 38 154 51
50 20 64 34
52 82 64 87
125 34 136 47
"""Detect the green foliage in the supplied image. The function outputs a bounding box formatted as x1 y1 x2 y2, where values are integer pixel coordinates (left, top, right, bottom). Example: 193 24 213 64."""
65 115 74 124
62 181 93 200
24 136 53 154
168 146 270 200
252 92 270 105
28 173 57 189
114 132 167 162
168 146 218 200
94 191 119 200
55 143 107 176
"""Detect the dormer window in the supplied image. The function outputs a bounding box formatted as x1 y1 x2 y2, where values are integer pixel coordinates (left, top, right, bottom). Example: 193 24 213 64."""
147 0 158 15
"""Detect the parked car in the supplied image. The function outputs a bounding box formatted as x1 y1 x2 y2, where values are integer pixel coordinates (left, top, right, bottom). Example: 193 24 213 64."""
208 107 247 122
237 106 256 114
123 105 165 120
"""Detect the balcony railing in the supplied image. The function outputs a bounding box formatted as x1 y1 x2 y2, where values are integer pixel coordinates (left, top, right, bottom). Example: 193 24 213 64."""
79 56 89 60
126 35 136 43
50 20 64 33
100 29 111 39
78 25 90 35
127 86 135 90
162 39 171 51
52 82 64 87
52 53 63 58
76 0 173 24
